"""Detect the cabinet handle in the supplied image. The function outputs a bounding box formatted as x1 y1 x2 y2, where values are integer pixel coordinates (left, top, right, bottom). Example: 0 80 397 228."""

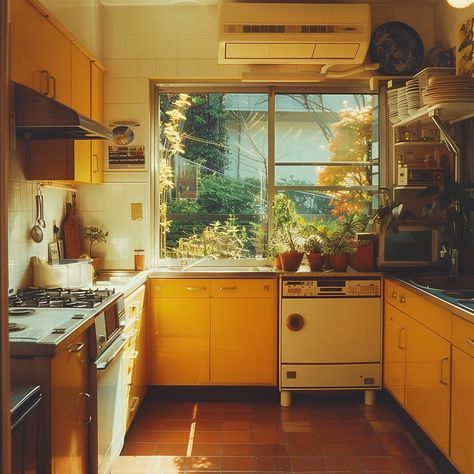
217 286 237 291
397 327 406 350
40 70 50 95
129 303 140 315
67 342 85 353
398 295 406 303
80 392 92 425
49 74 57 99
468 338 474 347
392 291 397 299
129 396 140 413
440 356 449 385
129 350 139 361
93 153 99 173
185 286 207 291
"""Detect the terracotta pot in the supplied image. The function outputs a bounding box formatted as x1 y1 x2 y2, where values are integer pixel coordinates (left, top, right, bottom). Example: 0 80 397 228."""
330 253 350 272
323 254 332 270
274 254 283 270
306 252 325 271
91 257 101 278
350 233 376 271
280 251 304 272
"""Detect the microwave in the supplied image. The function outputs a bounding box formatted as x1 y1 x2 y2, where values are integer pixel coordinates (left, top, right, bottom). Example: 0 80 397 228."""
378 225 441 267
397 166 444 186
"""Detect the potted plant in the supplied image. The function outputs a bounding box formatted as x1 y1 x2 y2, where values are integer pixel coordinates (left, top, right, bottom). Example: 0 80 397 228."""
270 194 304 271
81 226 108 273
303 234 326 271
368 186 404 234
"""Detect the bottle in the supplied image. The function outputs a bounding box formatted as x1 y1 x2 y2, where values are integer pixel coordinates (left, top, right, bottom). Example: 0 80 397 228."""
134 249 144 271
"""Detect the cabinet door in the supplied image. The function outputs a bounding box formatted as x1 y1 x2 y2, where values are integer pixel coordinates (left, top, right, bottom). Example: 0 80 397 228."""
451 346 474 474
51 334 89 474
151 298 210 384
91 63 104 183
383 303 407 405
405 317 450 454
210 297 276 385
11 0 72 105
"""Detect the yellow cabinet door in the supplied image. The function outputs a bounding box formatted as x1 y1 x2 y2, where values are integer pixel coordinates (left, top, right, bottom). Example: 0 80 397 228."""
405 317 451 454
91 63 104 183
451 346 474 474
11 0 72 105
51 334 89 474
383 303 407 405
151 298 210 385
210 297 276 385
71 46 91 116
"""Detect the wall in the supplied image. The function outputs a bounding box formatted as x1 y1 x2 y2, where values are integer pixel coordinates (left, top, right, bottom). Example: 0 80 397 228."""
37 0 102 59
97 3 435 266
435 1 474 48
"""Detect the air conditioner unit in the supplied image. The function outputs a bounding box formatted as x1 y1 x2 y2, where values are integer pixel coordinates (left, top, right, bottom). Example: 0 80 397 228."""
218 3 371 65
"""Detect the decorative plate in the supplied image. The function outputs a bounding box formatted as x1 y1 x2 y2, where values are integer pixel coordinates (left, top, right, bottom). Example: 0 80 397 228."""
370 22 424 75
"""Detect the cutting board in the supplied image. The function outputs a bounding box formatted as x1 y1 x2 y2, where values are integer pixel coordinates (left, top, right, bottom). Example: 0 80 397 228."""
63 203 82 258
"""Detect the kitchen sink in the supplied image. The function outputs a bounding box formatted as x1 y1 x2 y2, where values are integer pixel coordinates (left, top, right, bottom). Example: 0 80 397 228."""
410 275 474 290
95 269 142 283
441 289 474 300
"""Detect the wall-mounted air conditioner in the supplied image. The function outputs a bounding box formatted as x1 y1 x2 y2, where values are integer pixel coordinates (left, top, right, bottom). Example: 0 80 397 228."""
218 3 371 65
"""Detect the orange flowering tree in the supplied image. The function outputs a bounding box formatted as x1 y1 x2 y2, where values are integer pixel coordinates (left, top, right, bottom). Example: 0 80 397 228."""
318 104 374 217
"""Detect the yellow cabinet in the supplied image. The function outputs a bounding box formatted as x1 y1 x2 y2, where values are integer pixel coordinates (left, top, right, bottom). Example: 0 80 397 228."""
51 333 89 474
383 303 407 405
451 318 474 474
11 0 72 106
91 63 105 183
405 313 451 455
151 296 210 385
150 278 277 386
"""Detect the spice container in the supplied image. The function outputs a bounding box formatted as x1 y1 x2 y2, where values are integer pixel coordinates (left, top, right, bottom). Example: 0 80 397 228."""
134 249 145 270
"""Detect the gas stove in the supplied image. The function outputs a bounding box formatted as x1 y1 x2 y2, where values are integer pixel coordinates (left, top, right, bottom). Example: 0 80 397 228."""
9 287 116 309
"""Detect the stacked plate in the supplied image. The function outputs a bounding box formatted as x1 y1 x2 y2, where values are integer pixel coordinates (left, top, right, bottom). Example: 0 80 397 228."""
424 75 474 105
397 86 409 120
415 67 455 106
387 88 400 123
406 78 420 115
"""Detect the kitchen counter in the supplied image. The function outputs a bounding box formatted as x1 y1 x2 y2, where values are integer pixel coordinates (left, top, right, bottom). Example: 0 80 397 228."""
387 273 474 324
93 269 149 295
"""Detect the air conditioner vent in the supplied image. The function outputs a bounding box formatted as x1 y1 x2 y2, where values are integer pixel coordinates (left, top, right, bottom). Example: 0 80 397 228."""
242 24 285 33
224 24 362 35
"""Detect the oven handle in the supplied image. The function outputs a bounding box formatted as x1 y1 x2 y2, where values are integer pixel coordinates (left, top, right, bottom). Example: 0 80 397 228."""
95 335 128 371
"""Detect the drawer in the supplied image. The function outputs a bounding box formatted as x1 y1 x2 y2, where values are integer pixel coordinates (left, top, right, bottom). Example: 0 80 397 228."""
210 279 275 298
150 279 210 297
452 317 474 357
385 279 452 341
124 284 146 318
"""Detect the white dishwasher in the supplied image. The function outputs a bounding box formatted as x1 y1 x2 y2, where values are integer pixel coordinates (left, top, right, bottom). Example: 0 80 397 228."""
279 276 382 406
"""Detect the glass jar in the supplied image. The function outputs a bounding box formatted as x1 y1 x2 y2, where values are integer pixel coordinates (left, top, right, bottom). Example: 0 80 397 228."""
134 249 144 270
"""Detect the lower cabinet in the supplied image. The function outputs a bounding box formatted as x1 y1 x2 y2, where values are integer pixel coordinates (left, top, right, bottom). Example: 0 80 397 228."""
150 278 277 386
450 318 474 474
405 316 451 454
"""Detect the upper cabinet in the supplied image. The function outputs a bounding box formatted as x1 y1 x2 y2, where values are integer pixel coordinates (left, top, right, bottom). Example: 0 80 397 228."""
12 0 107 184
11 0 72 106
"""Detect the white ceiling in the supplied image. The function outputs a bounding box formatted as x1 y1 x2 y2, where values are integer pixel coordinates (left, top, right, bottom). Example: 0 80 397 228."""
99 0 438 5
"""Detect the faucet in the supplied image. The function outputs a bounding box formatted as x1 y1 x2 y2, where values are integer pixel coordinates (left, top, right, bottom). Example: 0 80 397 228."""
180 255 217 271
440 245 459 278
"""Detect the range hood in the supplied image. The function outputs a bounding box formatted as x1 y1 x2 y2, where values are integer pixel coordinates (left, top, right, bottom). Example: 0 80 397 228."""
13 82 113 140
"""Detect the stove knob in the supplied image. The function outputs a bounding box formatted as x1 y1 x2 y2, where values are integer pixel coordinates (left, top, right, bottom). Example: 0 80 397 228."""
98 335 106 344
286 313 304 331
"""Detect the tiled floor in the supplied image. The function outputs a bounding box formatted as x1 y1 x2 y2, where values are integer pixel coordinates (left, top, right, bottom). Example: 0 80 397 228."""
112 392 450 473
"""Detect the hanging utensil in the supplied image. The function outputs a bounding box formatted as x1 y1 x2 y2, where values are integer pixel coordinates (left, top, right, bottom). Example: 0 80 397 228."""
30 195 43 243
37 188 46 228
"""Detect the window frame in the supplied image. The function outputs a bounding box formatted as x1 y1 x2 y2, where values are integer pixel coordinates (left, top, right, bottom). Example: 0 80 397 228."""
151 81 384 266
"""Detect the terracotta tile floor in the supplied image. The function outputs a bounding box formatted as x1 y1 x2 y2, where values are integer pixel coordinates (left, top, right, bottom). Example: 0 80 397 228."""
112 392 453 474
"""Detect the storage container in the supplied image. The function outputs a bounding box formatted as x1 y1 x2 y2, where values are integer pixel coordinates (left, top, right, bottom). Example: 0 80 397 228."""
33 257 92 288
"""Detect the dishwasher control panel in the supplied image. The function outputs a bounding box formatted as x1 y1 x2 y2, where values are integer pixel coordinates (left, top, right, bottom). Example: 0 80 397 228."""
282 278 381 297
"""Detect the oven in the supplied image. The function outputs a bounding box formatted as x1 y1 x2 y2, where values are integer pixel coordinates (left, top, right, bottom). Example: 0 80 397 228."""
89 296 127 474
279 276 382 407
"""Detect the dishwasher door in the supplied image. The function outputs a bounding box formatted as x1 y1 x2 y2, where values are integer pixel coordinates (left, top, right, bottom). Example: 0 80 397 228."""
281 297 381 363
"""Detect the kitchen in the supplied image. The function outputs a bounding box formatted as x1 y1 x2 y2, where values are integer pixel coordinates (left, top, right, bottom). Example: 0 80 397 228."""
1 0 474 473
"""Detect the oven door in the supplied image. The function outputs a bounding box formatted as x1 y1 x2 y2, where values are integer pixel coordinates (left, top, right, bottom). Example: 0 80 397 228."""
94 335 128 474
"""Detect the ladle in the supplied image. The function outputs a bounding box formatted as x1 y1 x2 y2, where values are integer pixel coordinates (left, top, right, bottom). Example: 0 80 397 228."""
36 191 46 228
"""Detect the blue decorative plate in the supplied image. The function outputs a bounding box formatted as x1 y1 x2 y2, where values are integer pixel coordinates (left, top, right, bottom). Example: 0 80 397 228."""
370 22 424 75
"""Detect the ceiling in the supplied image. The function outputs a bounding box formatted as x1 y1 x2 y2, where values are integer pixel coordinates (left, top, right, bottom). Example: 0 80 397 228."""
100 0 438 5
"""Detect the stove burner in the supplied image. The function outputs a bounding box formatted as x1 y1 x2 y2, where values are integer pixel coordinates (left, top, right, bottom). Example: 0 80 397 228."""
9 308 35 316
9 287 116 308
9 323 28 332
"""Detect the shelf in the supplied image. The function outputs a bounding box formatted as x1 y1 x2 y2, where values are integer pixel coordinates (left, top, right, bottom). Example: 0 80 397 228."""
394 141 443 147
394 103 474 128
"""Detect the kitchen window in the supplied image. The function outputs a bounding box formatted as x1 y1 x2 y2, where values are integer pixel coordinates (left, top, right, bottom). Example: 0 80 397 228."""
153 86 379 260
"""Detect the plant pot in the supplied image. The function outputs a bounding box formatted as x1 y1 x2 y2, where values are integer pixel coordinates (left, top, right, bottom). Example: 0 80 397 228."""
330 253 350 272
350 233 376 271
306 252 325 271
280 251 304 272
91 257 101 278
274 254 283 270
